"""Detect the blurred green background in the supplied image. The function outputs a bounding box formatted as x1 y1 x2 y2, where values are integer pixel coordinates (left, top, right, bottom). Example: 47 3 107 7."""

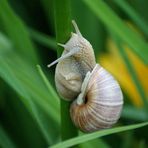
0 0 148 147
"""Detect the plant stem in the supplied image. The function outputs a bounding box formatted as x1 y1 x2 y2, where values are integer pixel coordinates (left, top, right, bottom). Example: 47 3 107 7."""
54 0 78 141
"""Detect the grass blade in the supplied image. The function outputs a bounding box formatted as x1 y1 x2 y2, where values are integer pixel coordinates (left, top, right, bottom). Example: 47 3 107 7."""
80 139 109 148
0 60 53 144
37 65 59 101
50 122 148 148
82 0 148 64
0 58 59 145
122 105 147 121
113 0 148 37
0 0 39 63
0 125 16 148
111 33 148 113
28 98 60 145
29 28 56 50
0 32 12 53
0 33 60 144
54 0 78 140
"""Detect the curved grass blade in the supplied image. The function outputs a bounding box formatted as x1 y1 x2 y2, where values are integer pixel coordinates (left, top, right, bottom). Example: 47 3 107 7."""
0 33 12 53
0 33 60 144
113 0 148 37
79 138 109 148
110 33 148 113
50 122 148 148
0 125 16 148
0 0 39 63
37 65 59 101
29 29 56 50
82 0 148 64
54 0 78 140
122 105 147 121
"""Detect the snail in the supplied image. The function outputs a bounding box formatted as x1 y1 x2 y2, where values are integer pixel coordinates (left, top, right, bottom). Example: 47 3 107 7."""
48 20 123 133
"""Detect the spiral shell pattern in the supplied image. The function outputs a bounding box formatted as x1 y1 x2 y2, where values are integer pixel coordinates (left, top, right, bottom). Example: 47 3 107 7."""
70 64 123 132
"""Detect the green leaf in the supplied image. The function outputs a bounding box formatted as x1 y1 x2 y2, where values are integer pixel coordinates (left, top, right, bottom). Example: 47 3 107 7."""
113 0 148 37
28 99 60 145
0 33 60 144
122 105 147 121
50 122 148 148
110 33 148 113
29 28 56 50
82 0 148 64
0 0 39 63
37 65 59 101
0 33 12 53
54 0 78 140
0 54 59 120
80 139 109 148
0 125 16 148
40 0 54 26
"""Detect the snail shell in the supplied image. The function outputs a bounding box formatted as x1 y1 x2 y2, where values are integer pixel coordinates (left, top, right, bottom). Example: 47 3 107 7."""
48 21 96 101
70 64 123 132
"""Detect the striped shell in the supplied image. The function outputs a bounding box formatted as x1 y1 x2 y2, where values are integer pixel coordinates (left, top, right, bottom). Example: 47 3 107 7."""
70 64 123 132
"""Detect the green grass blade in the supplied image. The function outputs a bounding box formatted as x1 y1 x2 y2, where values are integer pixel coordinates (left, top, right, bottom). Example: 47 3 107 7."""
40 0 54 26
0 95 47 147
28 99 60 145
111 33 148 113
113 0 148 37
0 33 60 144
0 60 52 144
37 65 59 101
0 59 59 145
50 122 148 148
0 32 12 53
0 55 59 120
54 0 78 140
122 105 147 121
29 29 56 50
0 0 39 63
121 131 133 148
0 125 16 148
82 0 148 64
80 139 109 148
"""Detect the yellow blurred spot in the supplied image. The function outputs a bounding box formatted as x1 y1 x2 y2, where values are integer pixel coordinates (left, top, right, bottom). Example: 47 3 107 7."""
98 38 148 107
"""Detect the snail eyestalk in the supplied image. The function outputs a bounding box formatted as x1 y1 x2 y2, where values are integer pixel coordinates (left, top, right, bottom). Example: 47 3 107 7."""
72 20 82 37
47 47 80 68
57 43 66 48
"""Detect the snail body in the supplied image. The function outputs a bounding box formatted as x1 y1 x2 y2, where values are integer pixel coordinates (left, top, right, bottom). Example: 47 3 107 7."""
48 21 96 100
48 20 123 133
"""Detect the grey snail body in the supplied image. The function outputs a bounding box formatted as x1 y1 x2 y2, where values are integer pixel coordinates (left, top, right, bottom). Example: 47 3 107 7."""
48 21 96 101
48 20 123 133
